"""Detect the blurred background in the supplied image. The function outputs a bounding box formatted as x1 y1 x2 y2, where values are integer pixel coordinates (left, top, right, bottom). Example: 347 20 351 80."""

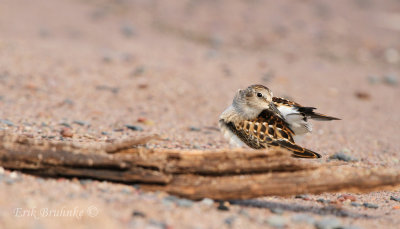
1 0 400 228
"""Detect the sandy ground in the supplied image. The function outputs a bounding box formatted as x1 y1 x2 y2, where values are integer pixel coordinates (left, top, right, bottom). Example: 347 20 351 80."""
0 0 400 228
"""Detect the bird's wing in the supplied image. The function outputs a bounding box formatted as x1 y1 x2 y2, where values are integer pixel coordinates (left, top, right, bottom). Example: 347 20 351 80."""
272 96 302 107
273 97 340 121
228 109 321 158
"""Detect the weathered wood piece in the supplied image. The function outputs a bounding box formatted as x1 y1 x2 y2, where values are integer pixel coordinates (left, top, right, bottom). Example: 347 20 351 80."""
142 166 400 200
0 133 399 200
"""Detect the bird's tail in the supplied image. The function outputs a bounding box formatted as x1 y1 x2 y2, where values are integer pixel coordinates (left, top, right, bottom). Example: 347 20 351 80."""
298 107 340 121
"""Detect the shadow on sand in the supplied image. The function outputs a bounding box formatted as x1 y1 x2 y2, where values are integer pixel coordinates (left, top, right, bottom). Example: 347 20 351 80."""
230 199 374 219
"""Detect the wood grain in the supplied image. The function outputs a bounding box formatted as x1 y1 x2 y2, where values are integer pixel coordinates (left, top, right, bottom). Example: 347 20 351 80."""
0 133 399 200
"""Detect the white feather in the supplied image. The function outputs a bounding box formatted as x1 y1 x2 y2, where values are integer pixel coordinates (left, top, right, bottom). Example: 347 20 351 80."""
277 105 312 137
219 121 246 147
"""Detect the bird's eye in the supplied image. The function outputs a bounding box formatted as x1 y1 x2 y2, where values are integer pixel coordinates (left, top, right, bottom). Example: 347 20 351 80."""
257 92 263 98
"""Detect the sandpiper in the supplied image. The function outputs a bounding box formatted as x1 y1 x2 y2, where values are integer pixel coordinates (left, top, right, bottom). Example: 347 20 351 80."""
219 84 339 158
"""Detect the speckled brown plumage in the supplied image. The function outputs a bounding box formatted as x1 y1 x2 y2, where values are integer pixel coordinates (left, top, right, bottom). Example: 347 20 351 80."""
224 109 321 158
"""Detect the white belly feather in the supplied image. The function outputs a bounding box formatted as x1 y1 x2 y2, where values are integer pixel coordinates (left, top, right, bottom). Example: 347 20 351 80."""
218 121 246 147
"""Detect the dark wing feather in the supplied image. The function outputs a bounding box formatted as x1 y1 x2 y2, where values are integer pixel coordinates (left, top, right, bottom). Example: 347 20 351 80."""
297 107 340 121
275 139 321 158
272 97 302 107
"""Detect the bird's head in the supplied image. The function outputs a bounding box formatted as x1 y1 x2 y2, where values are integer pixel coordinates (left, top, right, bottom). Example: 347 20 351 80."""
233 84 280 119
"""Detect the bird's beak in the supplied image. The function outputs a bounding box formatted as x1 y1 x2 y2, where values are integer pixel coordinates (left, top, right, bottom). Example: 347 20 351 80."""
269 103 284 119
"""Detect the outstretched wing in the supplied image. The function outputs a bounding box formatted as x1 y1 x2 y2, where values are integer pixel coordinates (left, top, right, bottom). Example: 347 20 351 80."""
273 97 340 121
226 109 321 158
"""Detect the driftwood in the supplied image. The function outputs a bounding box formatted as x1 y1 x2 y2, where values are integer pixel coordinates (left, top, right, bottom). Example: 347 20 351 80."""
0 133 400 200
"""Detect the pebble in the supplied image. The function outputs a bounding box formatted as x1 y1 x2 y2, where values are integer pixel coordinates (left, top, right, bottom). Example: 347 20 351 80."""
367 75 380 84
137 118 154 126
390 196 400 202
217 201 230 211
341 226 362 229
59 122 71 128
176 198 194 208
188 126 201 132
73 120 89 126
329 152 358 162
238 209 250 218
363 202 378 209
79 179 93 185
10 171 18 179
314 217 342 229
350 202 362 207
96 85 119 93
138 84 148 89
0 119 14 126
120 188 132 195
270 208 284 215
148 219 168 229
125 125 143 131
338 194 356 202
132 184 140 190
62 98 74 105
354 91 371 100
383 74 398 86
224 216 236 226
5 177 15 185
341 148 351 153
60 127 74 138
221 65 232 77
328 200 341 205
131 66 145 77
121 52 134 62
163 195 178 202
265 215 287 228
5 172 21 184
200 198 214 206
101 53 113 63
291 213 315 224
121 24 136 38
317 198 330 204
132 210 146 218
161 199 173 208
137 117 147 123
